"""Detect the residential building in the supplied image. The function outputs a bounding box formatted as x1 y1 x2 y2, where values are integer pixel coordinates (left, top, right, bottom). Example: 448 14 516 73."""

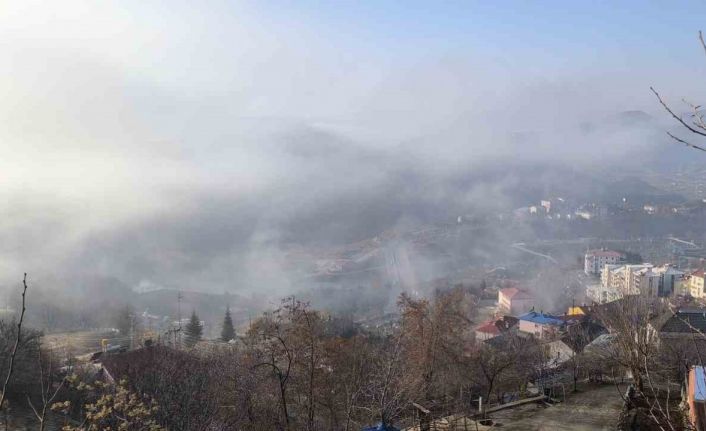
586 283 622 304
541 200 552 213
689 270 706 299
584 250 623 276
649 308 706 341
518 311 566 339
601 264 624 289
600 263 663 296
632 267 662 297
687 366 706 430
601 264 686 298
675 275 691 296
498 287 534 315
654 265 684 297
474 316 519 341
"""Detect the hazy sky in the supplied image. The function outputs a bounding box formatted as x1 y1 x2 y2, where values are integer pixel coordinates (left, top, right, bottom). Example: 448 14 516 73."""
1 1 705 293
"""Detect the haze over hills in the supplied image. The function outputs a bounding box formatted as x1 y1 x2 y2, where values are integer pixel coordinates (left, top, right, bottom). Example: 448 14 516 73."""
6 3 706 430
1 108 695 307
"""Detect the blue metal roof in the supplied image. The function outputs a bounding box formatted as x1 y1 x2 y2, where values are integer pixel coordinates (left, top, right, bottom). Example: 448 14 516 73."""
361 423 400 431
694 366 706 401
518 311 565 326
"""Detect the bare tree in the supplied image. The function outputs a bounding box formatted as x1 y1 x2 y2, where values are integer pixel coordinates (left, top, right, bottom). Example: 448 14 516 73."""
0 273 29 411
652 30 706 153
249 306 295 430
27 348 66 431
360 332 411 428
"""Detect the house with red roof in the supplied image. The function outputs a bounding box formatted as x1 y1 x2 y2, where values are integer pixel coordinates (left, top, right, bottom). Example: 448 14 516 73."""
474 316 519 341
498 287 534 315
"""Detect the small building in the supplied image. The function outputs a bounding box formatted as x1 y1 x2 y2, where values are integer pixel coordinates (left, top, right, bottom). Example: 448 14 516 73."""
687 366 706 430
650 308 706 341
474 316 519 341
518 311 566 339
584 250 623 276
498 287 534 316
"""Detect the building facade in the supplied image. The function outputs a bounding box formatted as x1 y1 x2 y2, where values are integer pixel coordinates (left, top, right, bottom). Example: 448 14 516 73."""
584 250 623 276
518 311 566 339
687 366 706 430
498 288 534 316
689 270 706 299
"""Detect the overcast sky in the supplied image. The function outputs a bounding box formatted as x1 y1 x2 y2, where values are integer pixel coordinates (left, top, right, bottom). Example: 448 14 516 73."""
1 1 705 294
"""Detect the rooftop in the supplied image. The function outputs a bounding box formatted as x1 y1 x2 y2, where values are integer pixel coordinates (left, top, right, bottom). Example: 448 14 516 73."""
587 250 623 258
476 321 501 336
654 308 706 334
475 316 519 335
518 311 566 326
499 287 533 300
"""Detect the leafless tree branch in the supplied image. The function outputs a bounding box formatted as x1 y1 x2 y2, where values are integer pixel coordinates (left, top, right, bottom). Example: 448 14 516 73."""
0 273 29 410
651 87 706 138
665 132 706 152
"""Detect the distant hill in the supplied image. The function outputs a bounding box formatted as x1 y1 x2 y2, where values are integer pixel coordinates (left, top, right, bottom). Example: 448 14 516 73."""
612 110 654 126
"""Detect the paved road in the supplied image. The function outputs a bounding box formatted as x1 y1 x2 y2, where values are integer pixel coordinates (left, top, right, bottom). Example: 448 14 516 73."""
488 383 623 430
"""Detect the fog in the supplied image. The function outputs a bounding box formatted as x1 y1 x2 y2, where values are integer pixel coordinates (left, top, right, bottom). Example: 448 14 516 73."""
0 1 703 309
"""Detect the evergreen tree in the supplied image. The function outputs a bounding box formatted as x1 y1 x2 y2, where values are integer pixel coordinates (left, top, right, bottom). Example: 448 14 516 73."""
221 306 235 342
113 304 133 336
184 310 203 348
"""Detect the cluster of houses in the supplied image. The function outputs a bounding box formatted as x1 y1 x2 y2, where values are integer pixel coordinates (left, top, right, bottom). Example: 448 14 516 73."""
518 196 706 222
471 258 706 430
583 249 706 303
475 286 604 370
582 248 706 429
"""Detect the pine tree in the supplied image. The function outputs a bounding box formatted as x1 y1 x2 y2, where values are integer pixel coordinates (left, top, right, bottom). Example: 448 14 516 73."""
113 304 133 337
184 310 203 348
221 306 235 342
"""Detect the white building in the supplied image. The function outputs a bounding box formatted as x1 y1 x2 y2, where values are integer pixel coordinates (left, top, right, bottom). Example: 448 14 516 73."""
601 263 653 295
584 249 623 276
586 283 622 304
688 270 706 299
600 263 683 298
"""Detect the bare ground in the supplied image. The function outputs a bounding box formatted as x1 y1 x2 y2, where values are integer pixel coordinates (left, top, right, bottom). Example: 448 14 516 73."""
488 383 624 430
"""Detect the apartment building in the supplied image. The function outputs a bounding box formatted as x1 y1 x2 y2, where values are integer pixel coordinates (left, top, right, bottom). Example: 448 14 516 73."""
601 264 653 294
584 249 623 276
600 263 681 298
689 270 706 299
